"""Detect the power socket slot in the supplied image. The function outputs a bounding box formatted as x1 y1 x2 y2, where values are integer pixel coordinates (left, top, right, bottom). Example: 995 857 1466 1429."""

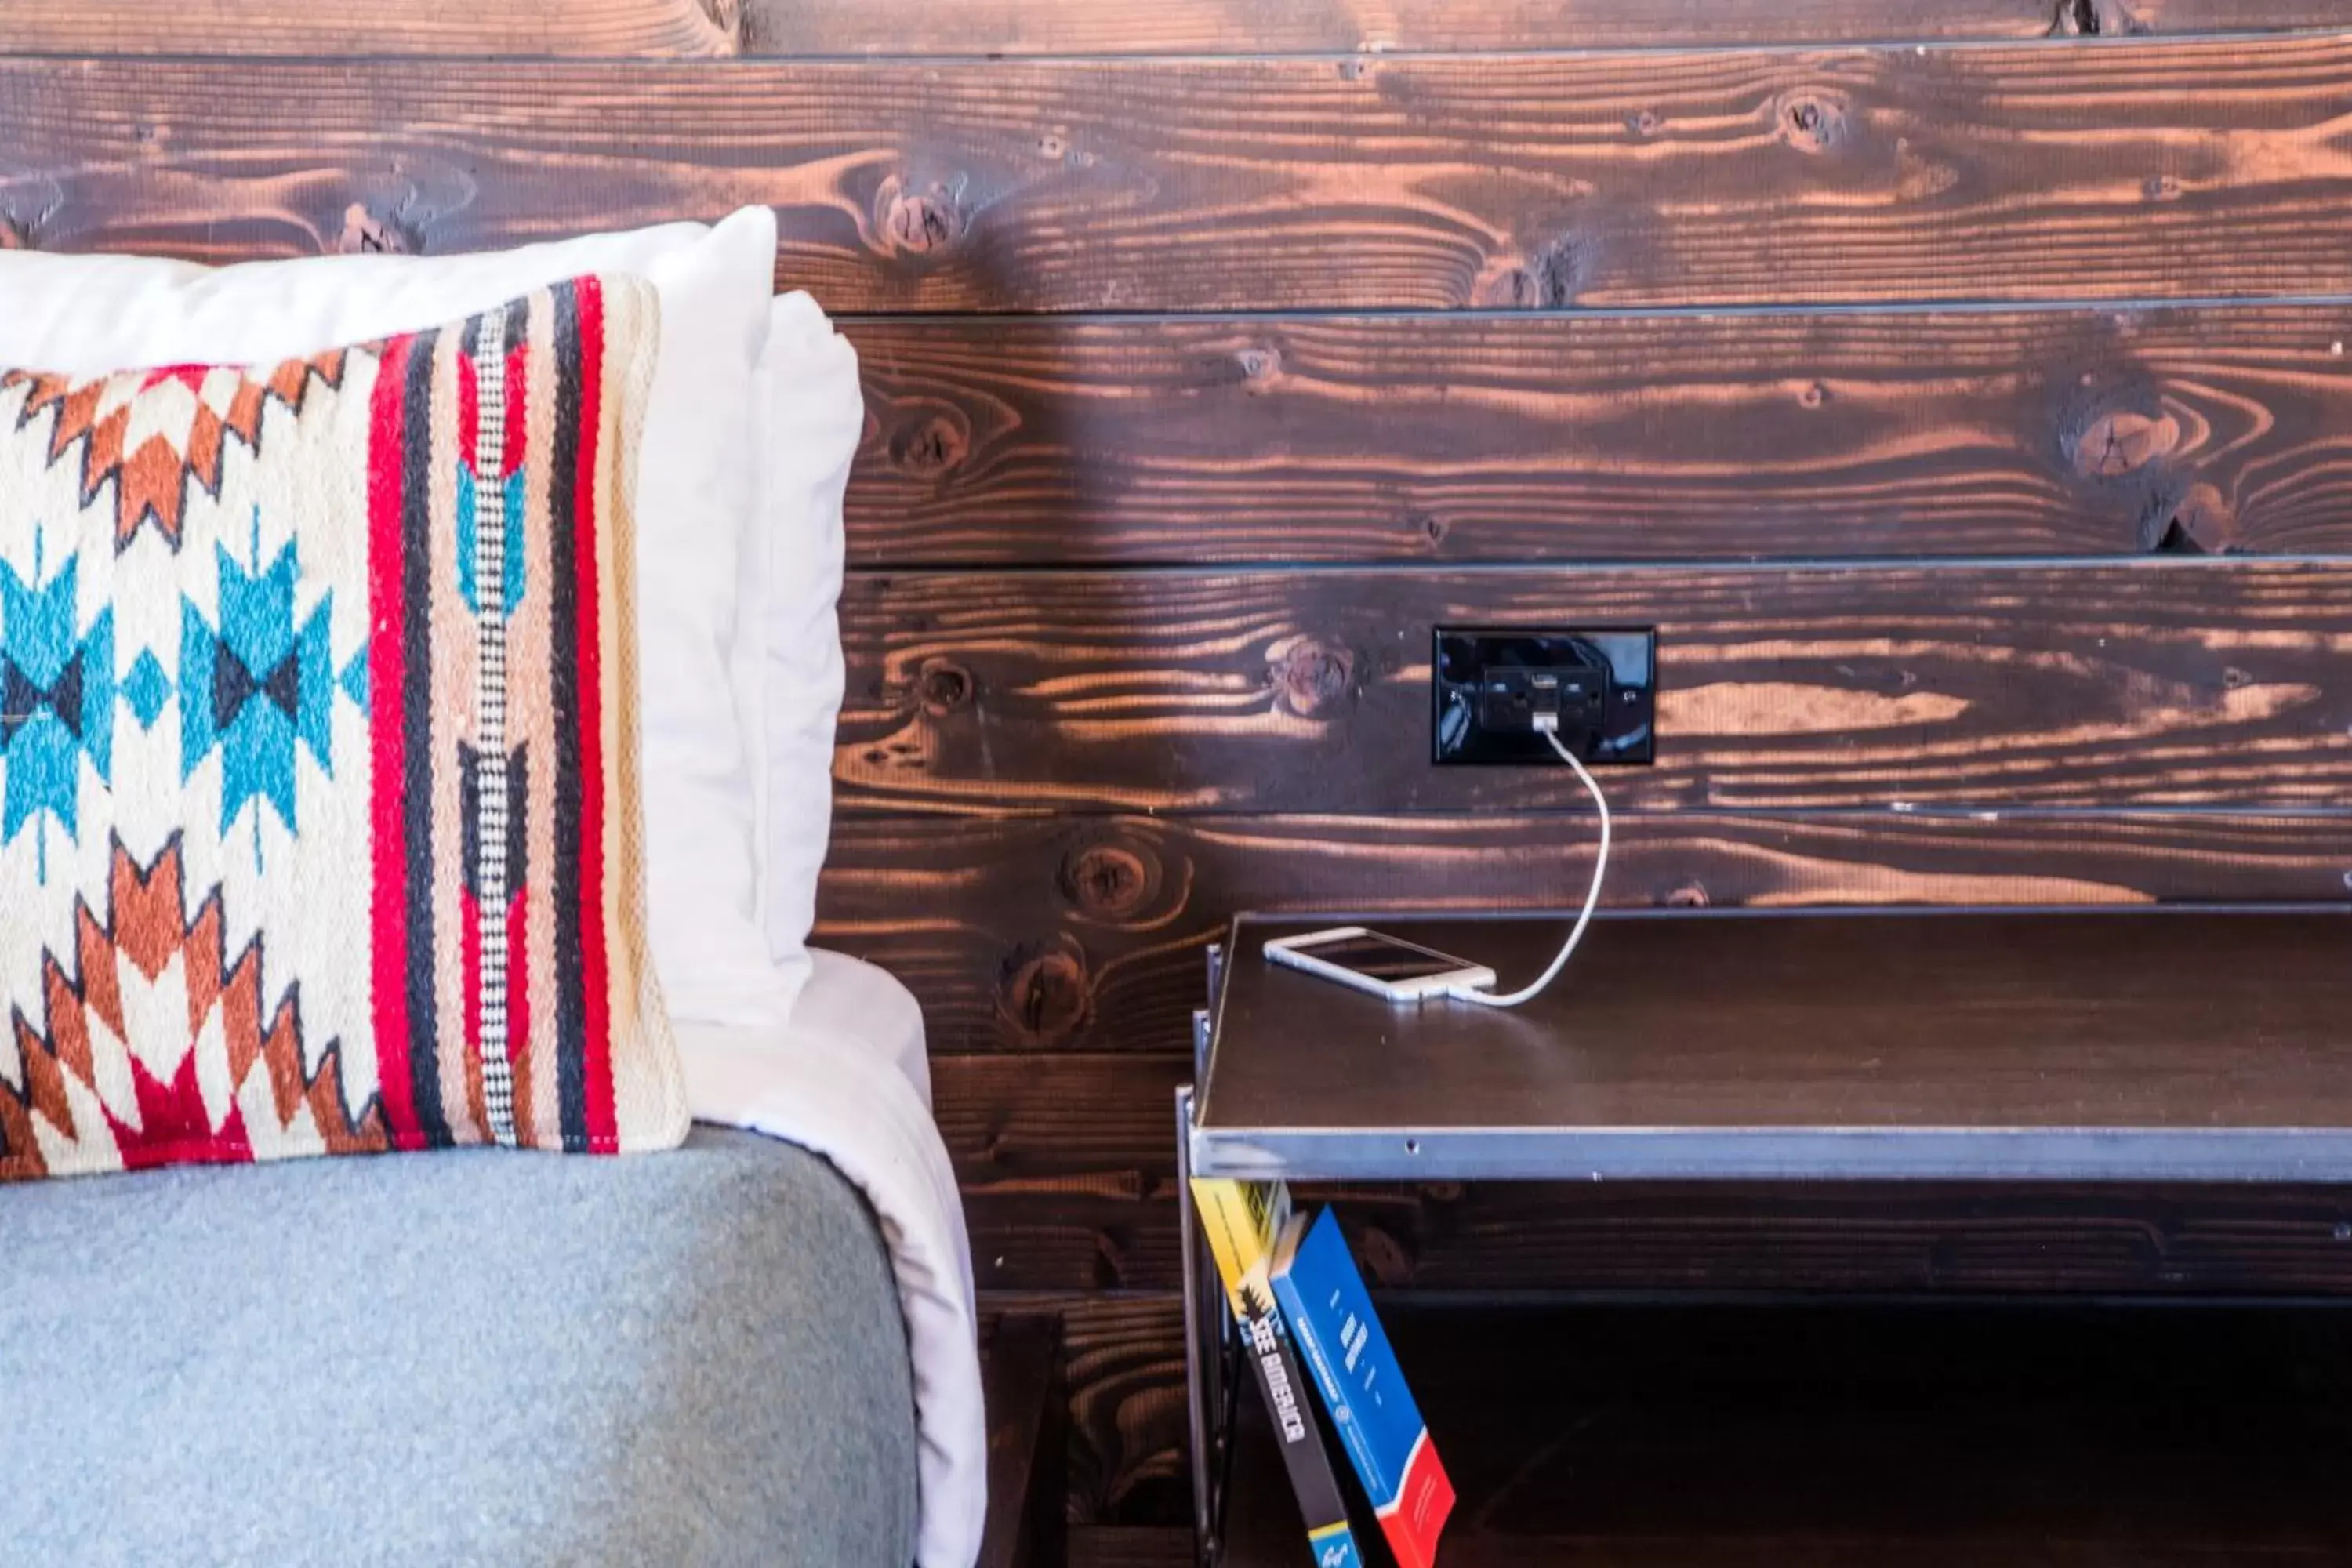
1432 627 1657 765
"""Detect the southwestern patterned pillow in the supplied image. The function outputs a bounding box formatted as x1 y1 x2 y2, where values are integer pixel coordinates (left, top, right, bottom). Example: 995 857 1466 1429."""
0 277 686 1181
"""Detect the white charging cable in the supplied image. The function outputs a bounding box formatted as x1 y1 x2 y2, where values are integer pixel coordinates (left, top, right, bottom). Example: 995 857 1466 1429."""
1449 724 1613 1007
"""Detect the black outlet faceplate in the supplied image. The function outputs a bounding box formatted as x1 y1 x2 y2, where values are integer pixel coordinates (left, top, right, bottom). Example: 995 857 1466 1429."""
1432 627 1657 765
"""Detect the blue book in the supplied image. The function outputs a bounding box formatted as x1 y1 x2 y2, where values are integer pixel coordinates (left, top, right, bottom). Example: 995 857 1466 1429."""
1269 1208 1455 1568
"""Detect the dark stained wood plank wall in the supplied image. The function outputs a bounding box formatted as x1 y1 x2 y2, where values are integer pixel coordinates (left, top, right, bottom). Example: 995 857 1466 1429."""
836 562 2352 816
946 1039 2352 1298
9 0 2340 56
0 0 735 56
827 811 2352 1054
735 0 2348 52
844 306 2352 564
5 40 2352 308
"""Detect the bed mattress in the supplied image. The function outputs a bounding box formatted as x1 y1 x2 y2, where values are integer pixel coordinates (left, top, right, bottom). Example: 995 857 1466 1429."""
0 1126 919 1566
0 949 981 1568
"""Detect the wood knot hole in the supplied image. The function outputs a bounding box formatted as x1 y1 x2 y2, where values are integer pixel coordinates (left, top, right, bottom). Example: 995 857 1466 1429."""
336 202 416 256
916 657 974 715
1266 635 1357 720
997 947 1091 1047
1665 882 1711 909
2053 0 2143 35
893 412 969 477
878 177 964 256
1777 90 1850 154
1060 842 1158 920
2071 408 2179 480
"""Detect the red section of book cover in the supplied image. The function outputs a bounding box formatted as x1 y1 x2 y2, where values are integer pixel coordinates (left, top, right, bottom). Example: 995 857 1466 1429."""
1377 1429 1455 1568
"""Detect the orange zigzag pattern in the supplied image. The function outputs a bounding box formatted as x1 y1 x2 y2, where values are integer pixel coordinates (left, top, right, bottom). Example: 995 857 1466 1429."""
3 354 346 550
0 837 386 1181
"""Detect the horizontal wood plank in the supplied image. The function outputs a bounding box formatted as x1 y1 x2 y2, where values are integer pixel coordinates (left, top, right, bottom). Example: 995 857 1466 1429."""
9 0 2329 56
831 810 2352 1053
0 1 731 56
739 0 2347 54
847 306 2352 564
5 39 2352 308
942 1057 2352 1296
964 1178 2352 1297
836 561 2352 818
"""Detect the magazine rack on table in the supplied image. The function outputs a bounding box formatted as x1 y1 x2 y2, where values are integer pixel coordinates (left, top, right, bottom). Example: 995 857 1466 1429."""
1177 906 2352 1566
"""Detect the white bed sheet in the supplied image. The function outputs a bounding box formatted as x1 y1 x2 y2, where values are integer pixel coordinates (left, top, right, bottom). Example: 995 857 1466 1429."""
676 949 981 1568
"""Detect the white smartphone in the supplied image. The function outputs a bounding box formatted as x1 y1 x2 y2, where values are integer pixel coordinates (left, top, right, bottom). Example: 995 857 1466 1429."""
1262 926 1499 1004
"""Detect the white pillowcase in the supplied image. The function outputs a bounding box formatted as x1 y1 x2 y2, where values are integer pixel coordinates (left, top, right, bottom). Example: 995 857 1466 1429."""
0 210 800 1028
753 295 862 971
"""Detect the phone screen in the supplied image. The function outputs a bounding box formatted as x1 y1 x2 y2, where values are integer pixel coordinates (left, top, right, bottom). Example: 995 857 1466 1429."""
1289 931 1473 982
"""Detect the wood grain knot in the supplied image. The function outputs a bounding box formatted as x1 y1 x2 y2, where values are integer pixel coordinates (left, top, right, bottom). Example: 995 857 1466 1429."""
916 657 975 716
1265 635 1358 720
996 945 1092 1048
698 0 746 49
2071 408 2180 479
2142 174 2183 203
1351 1226 1412 1288
1236 346 1282 387
1059 840 1160 921
1473 234 1592 310
1776 90 1852 154
2051 0 2146 37
336 202 416 256
892 412 970 477
1665 882 1711 909
2147 482 2238 554
1625 110 1662 138
877 176 964 256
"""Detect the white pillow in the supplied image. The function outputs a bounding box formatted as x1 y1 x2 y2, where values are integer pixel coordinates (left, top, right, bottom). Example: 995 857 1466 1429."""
0 210 801 1027
753 295 862 971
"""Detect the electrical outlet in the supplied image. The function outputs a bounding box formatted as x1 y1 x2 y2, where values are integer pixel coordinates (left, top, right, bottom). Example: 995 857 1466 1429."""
1432 627 1656 765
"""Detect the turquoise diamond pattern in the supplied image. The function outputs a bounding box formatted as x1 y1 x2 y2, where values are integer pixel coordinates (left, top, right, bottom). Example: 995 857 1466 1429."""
3 513 366 857
1 554 114 851
122 651 170 729
179 537 339 836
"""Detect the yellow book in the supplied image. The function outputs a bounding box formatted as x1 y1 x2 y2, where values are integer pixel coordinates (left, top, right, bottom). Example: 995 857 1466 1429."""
1189 1176 1292 1315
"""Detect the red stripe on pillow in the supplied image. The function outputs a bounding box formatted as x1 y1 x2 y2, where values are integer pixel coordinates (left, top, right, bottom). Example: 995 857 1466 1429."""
572 275 618 1147
367 334 420 1147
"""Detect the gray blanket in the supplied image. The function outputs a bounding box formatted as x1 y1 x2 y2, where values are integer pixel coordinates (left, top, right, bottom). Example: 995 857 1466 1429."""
0 1127 919 1566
